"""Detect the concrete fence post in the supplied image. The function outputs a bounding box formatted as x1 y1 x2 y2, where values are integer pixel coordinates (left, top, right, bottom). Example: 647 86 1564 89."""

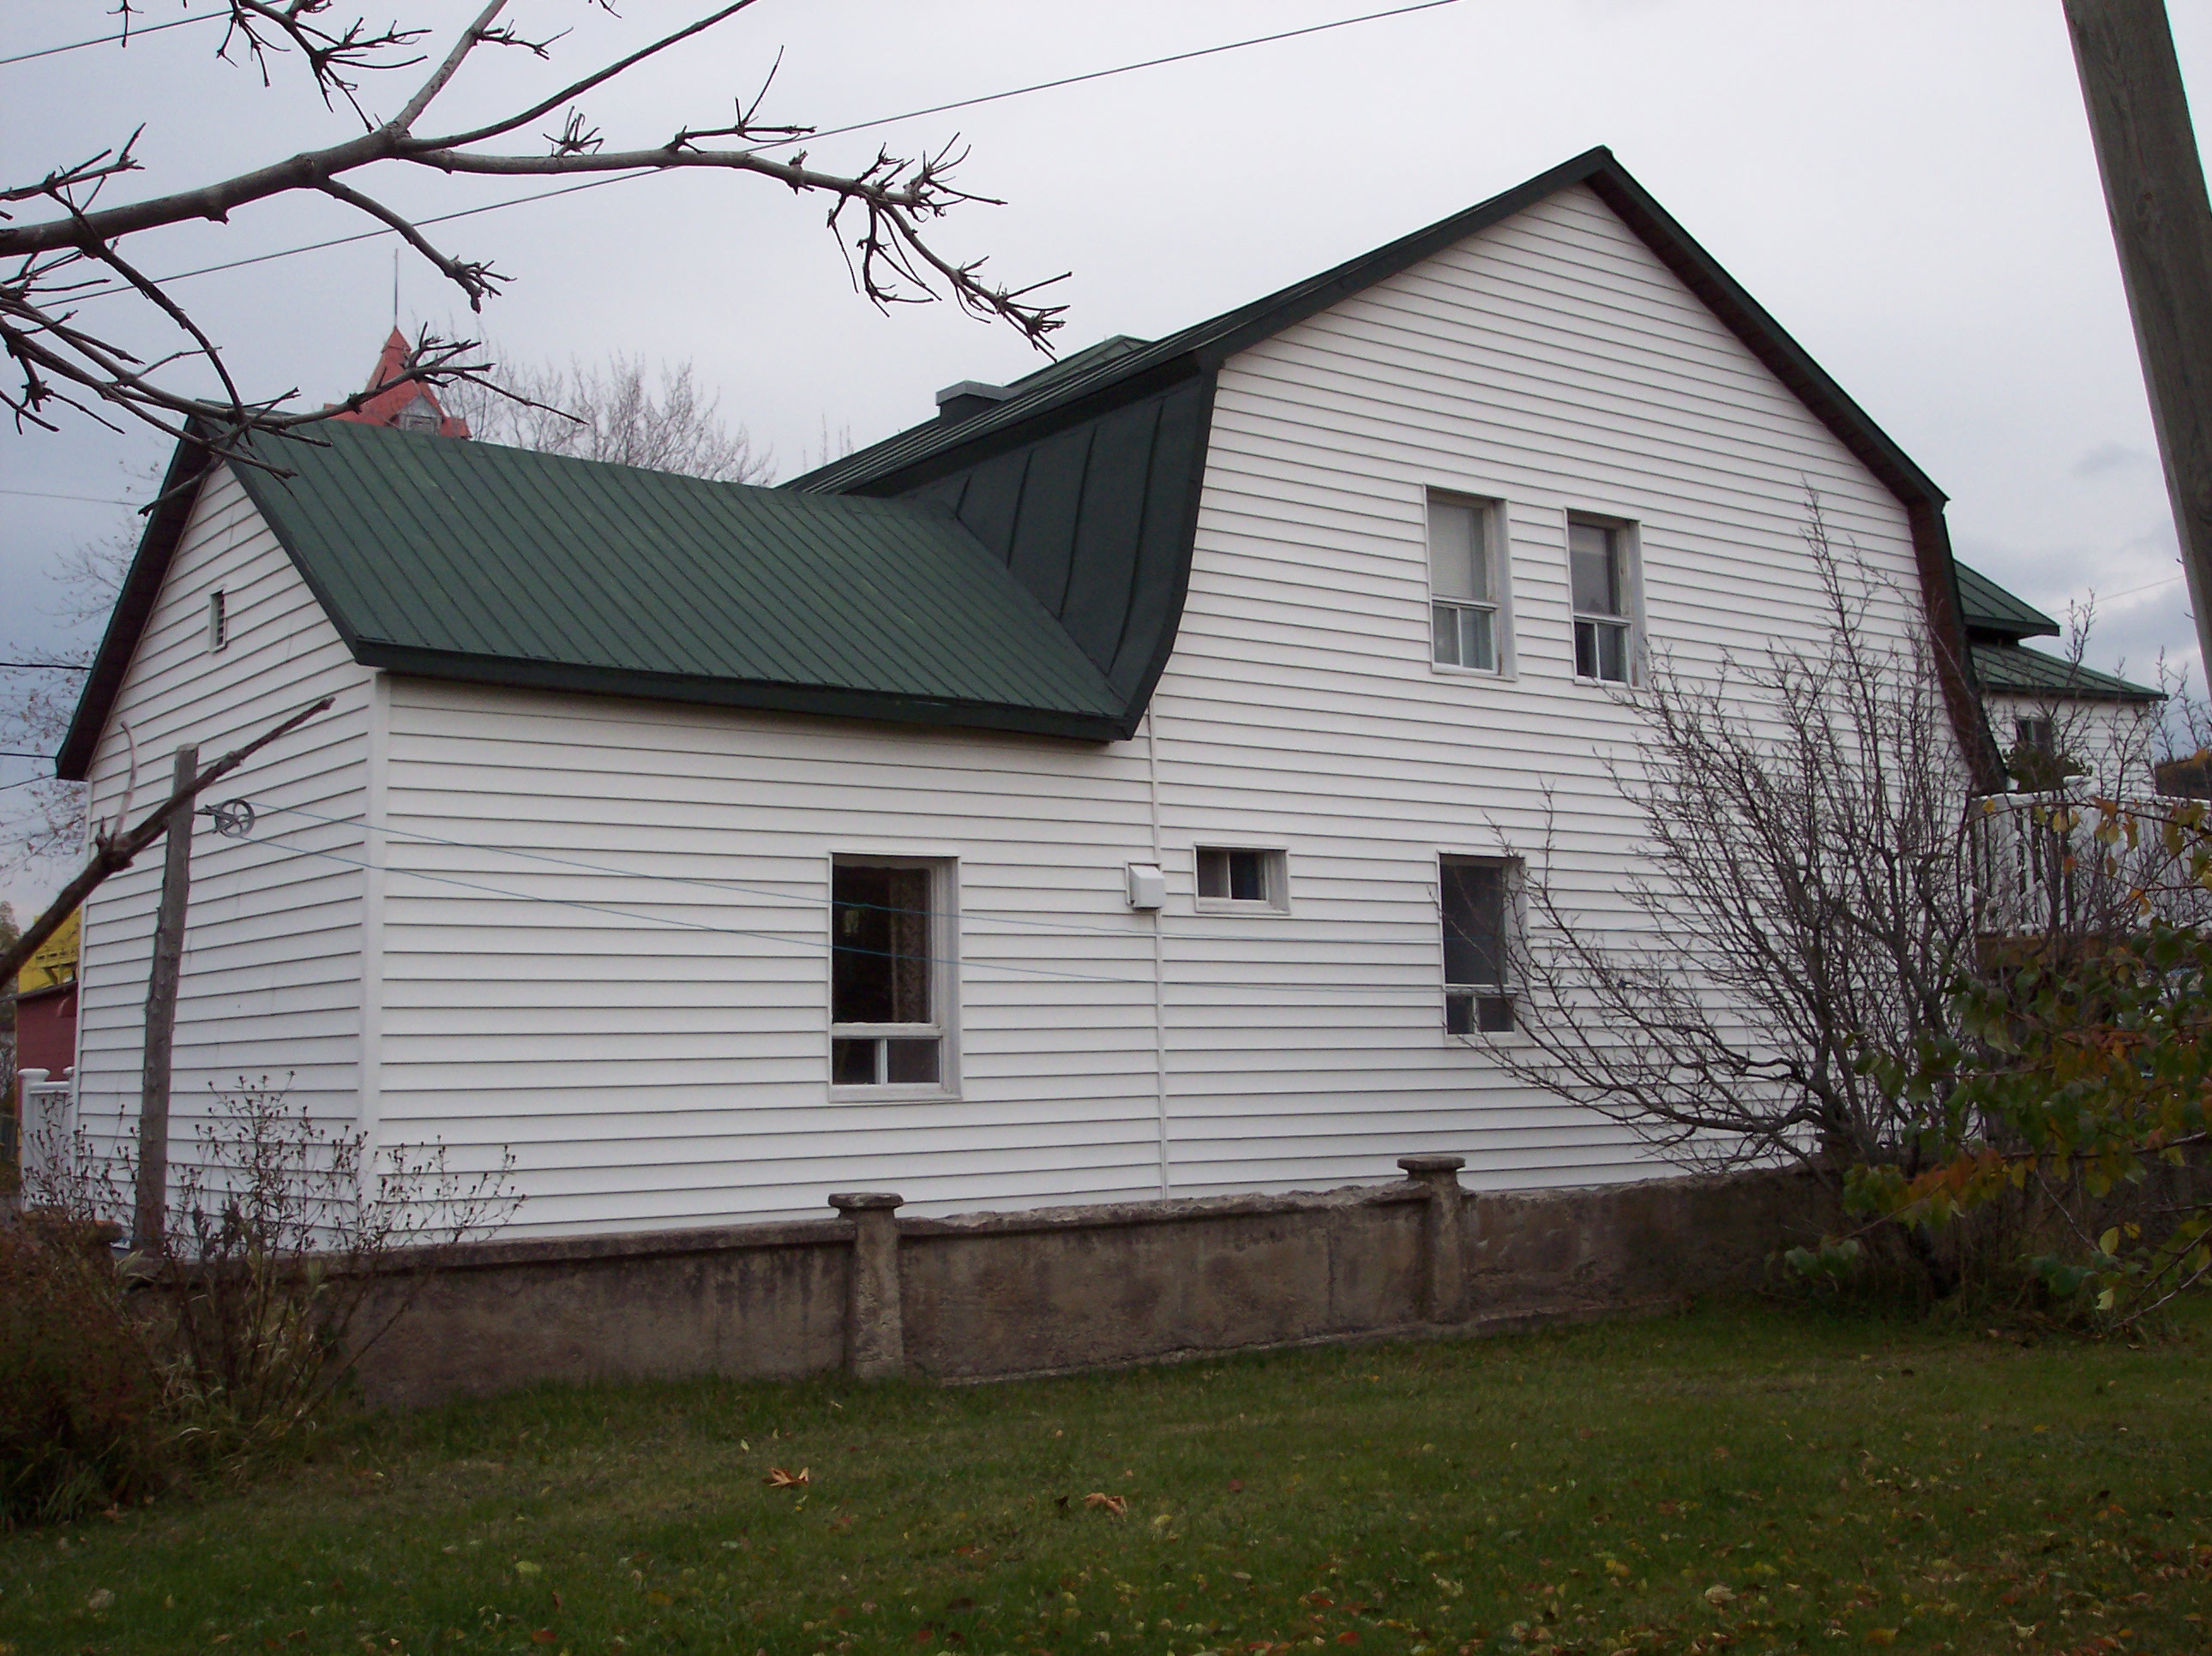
828 1191 905 1378
1398 1154 1470 1324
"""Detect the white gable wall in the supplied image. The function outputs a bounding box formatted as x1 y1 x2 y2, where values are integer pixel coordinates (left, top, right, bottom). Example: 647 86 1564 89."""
1153 181 1932 1193
73 468 376 1179
353 183 1940 1238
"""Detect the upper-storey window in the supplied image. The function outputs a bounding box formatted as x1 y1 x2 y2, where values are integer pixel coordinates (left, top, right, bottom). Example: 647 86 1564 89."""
1569 518 1635 684
1428 495 1503 673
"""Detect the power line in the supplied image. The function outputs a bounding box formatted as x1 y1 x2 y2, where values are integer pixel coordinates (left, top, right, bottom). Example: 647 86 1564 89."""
747 0 1463 156
255 801 1434 951
67 0 1464 304
0 489 144 507
0 9 226 68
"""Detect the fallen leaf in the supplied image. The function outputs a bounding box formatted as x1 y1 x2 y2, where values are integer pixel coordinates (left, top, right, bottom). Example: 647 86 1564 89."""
1865 1630 1897 1647
514 1562 542 1576
87 1590 114 1613
1703 1586 1735 1607
531 1633 556 1646
766 1467 811 1489
1085 1492 1129 1516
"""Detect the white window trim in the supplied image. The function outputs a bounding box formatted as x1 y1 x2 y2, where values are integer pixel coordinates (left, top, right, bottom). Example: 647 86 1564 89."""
1564 512 1644 688
1425 490 1514 680
1437 853 1529 1046
826 852 960 1101
1192 845 1292 915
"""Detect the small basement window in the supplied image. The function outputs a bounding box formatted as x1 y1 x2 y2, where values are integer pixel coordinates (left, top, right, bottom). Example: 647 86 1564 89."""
1440 855 1515 1035
1195 846 1289 912
207 589 228 652
830 858 954 1091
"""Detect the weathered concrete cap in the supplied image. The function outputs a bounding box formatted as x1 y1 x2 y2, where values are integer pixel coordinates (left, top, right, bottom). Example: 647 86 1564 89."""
828 1192 905 1213
1397 1155 1467 1176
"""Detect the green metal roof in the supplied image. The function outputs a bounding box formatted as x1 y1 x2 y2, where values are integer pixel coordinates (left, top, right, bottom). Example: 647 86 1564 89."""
1953 563 2061 642
1971 640 2162 703
58 422 1130 776
64 148 1999 783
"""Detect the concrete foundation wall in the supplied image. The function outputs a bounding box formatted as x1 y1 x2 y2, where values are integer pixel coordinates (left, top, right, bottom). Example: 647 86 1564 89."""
352 1165 1833 1408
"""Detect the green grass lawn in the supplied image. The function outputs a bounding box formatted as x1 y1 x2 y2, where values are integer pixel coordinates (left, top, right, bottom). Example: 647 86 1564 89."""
3 1301 2209 1656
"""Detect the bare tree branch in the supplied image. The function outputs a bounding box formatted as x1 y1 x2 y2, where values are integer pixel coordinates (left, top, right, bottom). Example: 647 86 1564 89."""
5 3 1062 458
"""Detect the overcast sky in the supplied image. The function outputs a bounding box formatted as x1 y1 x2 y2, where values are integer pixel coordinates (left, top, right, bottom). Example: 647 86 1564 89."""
3 0 2208 889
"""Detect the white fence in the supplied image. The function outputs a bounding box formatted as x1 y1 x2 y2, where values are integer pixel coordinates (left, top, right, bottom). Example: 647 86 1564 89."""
15 1066 76 1192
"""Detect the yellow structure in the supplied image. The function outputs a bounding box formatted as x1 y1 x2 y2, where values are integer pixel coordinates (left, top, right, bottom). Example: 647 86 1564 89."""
17 909 79 995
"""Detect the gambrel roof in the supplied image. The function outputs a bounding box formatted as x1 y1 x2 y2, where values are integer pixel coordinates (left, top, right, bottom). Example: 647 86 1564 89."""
61 147 1995 782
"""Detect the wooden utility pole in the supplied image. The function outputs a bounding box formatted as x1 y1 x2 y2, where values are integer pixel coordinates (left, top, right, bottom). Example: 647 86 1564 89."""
2063 0 2212 681
133 744 198 1249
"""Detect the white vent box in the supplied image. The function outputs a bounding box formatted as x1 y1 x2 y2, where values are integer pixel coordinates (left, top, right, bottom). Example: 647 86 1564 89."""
1125 861 1166 910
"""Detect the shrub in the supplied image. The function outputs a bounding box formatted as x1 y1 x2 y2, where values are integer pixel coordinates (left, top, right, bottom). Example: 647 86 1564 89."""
0 1213 166 1526
13 1077 518 1509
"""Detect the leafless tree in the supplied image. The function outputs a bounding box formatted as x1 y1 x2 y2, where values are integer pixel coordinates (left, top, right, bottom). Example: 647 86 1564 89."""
1479 503 2210 1197
0 471 145 879
3 2 1065 470
445 351 772 482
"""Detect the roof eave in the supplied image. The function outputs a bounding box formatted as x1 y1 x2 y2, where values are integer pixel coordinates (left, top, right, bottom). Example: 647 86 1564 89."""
56 433 219 782
352 643 1133 743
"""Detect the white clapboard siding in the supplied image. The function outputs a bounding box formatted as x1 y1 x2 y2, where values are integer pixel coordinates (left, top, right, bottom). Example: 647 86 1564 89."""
371 683 1167 1234
1147 182 1931 1196
70 181 1949 1241
1984 692 2161 795
75 467 376 1176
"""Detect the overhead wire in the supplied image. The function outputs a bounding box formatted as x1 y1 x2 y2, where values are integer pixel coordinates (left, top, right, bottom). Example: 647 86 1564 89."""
229 804 1469 994
249 799 1447 952
0 9 227 68
59 0 1464 305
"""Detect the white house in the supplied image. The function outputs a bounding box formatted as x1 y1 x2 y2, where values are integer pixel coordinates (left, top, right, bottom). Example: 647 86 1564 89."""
57 149 2002 1240
1951 562 2163 790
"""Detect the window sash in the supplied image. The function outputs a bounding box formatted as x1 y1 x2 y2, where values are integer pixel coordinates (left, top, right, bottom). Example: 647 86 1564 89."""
1427 497 1490 603
1197 848 1272 903
1431 601 1497 670
1441 857 1513 1036
831 861 947 1091
1568 521 1623 617
1573 616 1630 682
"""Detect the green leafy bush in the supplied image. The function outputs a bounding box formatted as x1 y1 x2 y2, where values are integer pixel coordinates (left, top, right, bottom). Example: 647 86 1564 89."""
0 1214 166 1526
1844 799 2212 1327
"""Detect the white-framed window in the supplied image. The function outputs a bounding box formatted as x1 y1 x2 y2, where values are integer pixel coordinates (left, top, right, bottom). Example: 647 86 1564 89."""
207 589 229 652
829 856 956 1094
1194 846 1290 914
1428 494 1505 673
1568 517 1636 684
395 399 440 433
1440 855 1515 1035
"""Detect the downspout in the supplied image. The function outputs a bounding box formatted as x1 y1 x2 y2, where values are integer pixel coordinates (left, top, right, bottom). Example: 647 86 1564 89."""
357 670 390 1204
1146 707 1169 1198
